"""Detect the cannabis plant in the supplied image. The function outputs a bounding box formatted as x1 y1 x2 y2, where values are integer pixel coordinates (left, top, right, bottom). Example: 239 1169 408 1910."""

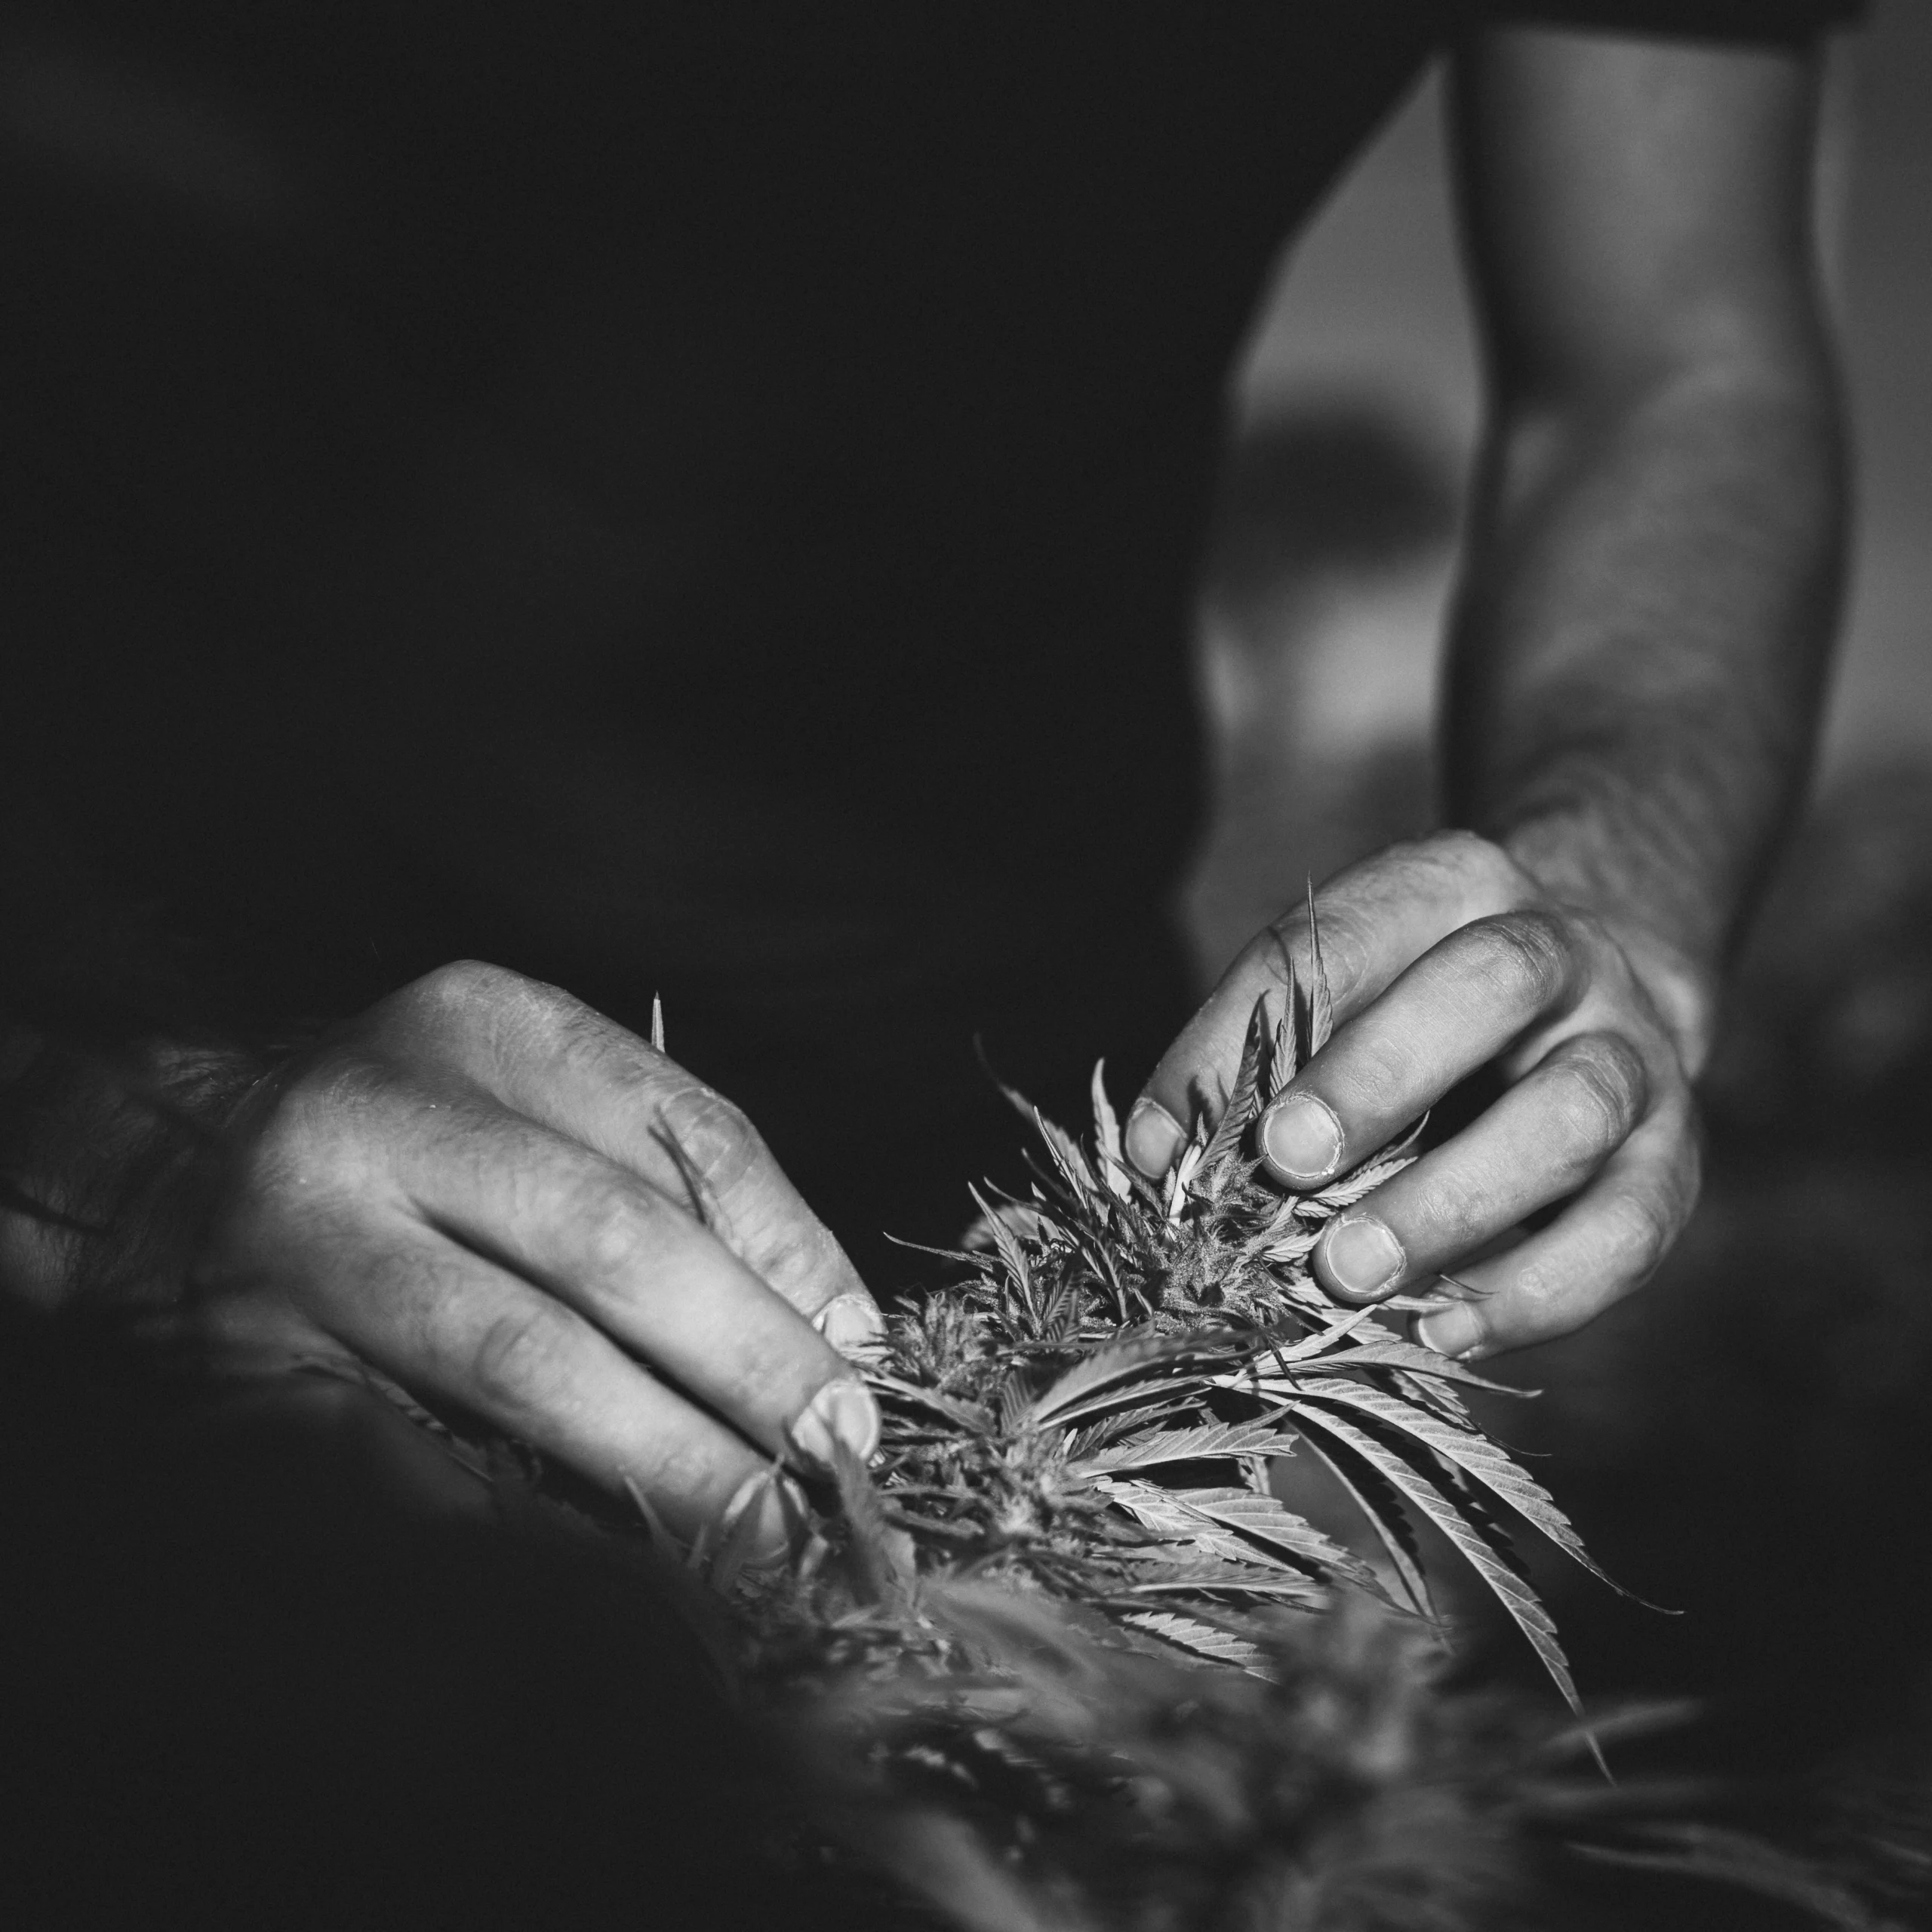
734 973 1600 1706
629 958 1890 1932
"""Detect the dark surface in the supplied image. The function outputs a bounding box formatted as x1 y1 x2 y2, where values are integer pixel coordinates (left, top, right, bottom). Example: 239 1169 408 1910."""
0 1321 912 1932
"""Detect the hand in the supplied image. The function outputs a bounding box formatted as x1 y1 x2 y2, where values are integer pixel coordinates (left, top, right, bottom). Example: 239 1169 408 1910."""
187 962 883 1559
1128 832 1708 1361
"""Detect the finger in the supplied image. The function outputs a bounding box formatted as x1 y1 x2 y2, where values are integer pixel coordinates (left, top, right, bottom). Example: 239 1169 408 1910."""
381 964 875 1333
1129 833 1528 1174
396 1097 881 1475
1410 1100 1699 1360
300 1210 804 1553
1257 908 1591 1188
1309 1029 1651 1302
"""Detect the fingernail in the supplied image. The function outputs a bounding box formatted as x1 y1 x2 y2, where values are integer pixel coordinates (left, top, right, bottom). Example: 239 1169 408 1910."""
1416 1303 1484 1361
722 1469 804 1568
1261 1094 1343 1181
1324 1215 1404 1299
788 1377 882 1472
1125 1097 1185 1177
814 1292 886 1357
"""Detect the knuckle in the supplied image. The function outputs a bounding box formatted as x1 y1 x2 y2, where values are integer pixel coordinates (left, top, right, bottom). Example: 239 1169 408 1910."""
1419 829 1523 903
381 961 563 1057
1466 909 1575 1009
1404 1171 1488 1251
654 1078 761 1196
1420 826 1494 870
469 1302 577 1415
397 958 513 1017
1546 1033 1648 1150
568 1175 654 1280
1334 1035 1415 1118
1600 1190 1673 1287
243 1057 392 1192
1257 906 1367 1011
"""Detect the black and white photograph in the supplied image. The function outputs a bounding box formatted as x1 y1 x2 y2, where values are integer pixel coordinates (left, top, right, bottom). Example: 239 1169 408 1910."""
3 4 1928 1927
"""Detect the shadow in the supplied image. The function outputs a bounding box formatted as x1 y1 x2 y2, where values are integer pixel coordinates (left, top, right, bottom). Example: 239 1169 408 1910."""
1201 392 1462 614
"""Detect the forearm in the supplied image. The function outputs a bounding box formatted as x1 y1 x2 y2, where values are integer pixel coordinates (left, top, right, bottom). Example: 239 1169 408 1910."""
1444 357 1847 1057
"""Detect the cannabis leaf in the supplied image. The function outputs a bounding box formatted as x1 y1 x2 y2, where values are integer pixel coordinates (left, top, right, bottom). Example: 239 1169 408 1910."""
1281 1402 1585 1724
1072 1418 1294 1474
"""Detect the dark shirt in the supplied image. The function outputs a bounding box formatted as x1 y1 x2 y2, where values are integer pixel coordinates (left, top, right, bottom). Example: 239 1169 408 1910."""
0 1 1857 1266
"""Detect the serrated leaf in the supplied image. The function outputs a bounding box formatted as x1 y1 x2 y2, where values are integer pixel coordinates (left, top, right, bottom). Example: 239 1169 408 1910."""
1269 1004 1297 1098
1281 1403 1582 1717
959 1198 1046 1254
1255 1226 1319 1266
1112 1522 1330 1604
1180 1487 1392 1601
1097 1478 1243 1545
1270 1303 1383 1360
1198 998 1269 1173
1284 1380 1615 1588
1073 1418 1294 1475
1121 1609 1263 1669
1165 1127 1208 1220
968 1183 1035 1313
1034 1108 1100 1201
1042 1372 1224 1435
1098 1480 1386 1602
1305 884 1334 1057
1066 1398 1197 1458
1309 1151 1417 1211
1291 1429 1435 1620
1285 1339 1527 1395
1121 1568 1328 1608
992 1077 1098 1202
1026 1332 1226 1428
1090 1060 1132 1201
1037 1269 1082 1342
1392 1364 1479 1429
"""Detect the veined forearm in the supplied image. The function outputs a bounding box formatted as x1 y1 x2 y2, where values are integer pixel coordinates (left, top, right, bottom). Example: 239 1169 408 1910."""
1444 359 1847 1032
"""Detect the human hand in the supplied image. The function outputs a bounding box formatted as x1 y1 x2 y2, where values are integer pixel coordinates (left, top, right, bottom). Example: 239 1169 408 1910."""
187 962 883 1560
1128 832 1709 1361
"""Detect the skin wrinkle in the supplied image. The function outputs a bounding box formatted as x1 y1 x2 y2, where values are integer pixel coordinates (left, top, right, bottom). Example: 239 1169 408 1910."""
169 964 866 1533
1543 1032 1647 1149
467 1299 583 1421
1404 1171 1491 1252
1464 910 1581 1018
